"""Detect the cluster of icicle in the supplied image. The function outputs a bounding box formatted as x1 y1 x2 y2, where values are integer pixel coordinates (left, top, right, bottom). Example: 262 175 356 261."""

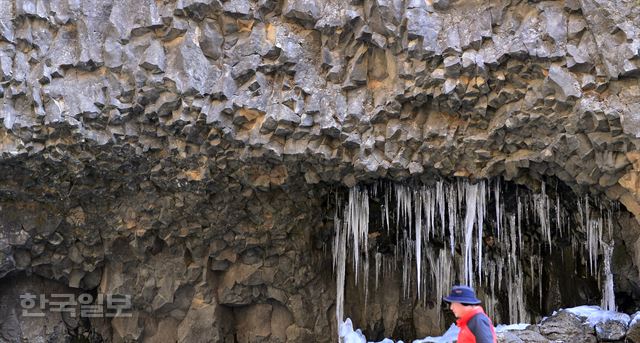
333 178 617 337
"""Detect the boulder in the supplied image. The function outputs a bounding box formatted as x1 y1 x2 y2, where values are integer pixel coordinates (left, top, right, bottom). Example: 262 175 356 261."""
539 310 596 343
565 306 630 342
283 0 320 27
510 329 549 343
547 65 582 101
177 297 230 343
627 313 640 343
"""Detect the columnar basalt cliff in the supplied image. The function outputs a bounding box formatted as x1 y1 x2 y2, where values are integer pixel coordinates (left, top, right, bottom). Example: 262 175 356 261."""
1 0 640 342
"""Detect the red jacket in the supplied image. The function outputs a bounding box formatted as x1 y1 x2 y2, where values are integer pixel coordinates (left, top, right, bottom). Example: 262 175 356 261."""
456 307 497 343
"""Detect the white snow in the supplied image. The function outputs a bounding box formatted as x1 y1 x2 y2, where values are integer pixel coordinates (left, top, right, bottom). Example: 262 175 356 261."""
412 324 459 343
339 319 367 343
494 323 529 332
565 305 631 327
630 311 640 326
339 319 459 343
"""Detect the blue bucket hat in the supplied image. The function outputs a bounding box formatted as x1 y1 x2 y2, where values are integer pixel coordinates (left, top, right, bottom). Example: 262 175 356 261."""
443 285 481 305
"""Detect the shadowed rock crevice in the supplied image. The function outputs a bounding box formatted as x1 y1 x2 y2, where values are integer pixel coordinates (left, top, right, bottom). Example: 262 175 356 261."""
0 173 340 342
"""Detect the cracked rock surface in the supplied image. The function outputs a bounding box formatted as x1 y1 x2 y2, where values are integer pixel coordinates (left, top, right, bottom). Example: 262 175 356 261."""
1 0 640 341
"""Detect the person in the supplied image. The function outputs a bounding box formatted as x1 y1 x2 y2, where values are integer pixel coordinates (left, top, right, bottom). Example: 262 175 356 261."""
443 285 497 343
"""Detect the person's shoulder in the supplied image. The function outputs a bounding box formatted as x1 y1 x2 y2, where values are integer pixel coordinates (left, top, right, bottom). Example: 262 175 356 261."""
468 312 491 326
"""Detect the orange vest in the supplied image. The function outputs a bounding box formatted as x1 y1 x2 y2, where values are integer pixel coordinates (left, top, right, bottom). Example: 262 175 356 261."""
456 307 497 343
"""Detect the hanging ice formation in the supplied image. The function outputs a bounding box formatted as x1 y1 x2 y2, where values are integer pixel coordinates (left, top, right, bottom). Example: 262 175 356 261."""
601 243 616 312
333 178 619 333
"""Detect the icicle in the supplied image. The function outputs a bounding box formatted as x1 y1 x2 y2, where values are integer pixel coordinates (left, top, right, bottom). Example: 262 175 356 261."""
497 258 504 295
437 180 446 237
363 251 370 311
538 256 543 309
509 214 517 267
384 186 390 234
435 247 453 324
545 185 551 253
487 260 496 321
507 258 529 324
414 189 423 300
517 194 523 252
607 207 613 242
333 207 340 271
396 184 412 230
346 186 369 285
530 256 534 294
395 184 402 236
499 202 505 243
427 187 435 239
556 191 561 238
402 235 413 299
476 181 486 286
586 195 594 274
495 179 501 239
574 199 582 273
507 260 515 323
402 235 407 298
584 194 604 276
457 179 465 210
448 183 457 255
335 210 347 328
463 182 478 287
517 266 529 323
535 182 552 251
601 243 616 311
375 252 382 290
525 193 531 228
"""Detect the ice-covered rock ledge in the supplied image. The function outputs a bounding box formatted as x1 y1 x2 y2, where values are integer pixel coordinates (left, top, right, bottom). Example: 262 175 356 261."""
340 306 640 343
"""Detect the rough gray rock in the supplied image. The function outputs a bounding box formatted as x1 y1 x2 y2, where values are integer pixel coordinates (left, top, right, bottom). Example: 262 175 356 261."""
565 308 631 342
595 319 627 341
539 311 597 342
283 0 321 27
506 329 550 343
497 331 523 343
628 313 640 343
547 65 582 101
0 274 85 342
